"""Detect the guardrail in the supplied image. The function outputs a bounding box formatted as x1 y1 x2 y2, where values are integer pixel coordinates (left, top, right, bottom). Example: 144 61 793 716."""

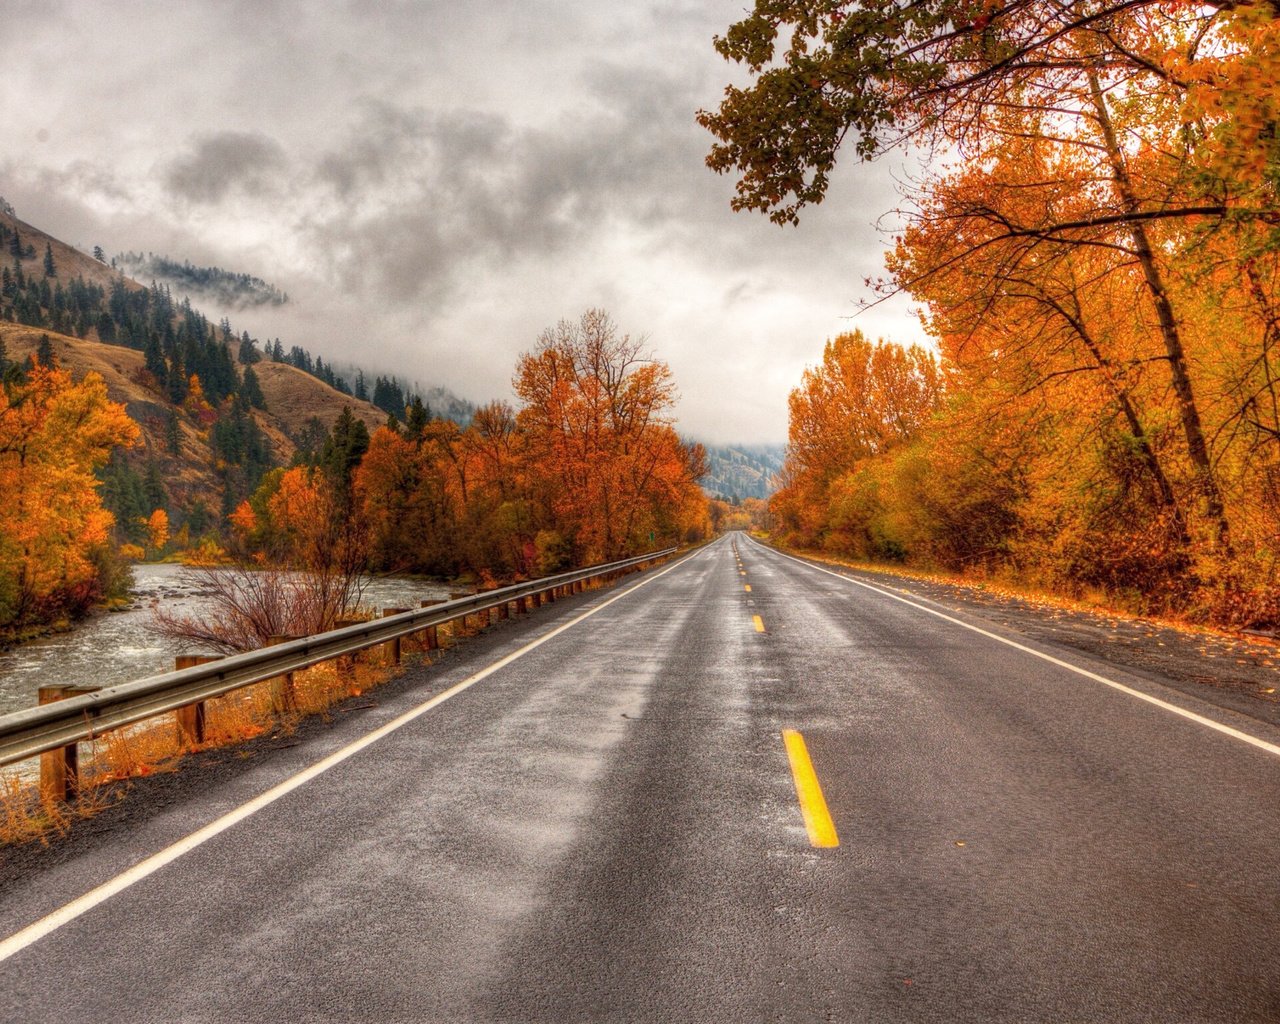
0 547 677 794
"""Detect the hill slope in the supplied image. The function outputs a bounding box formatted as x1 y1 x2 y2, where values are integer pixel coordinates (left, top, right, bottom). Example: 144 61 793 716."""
1 209 141 300
701 443 784 501
1 323 389 517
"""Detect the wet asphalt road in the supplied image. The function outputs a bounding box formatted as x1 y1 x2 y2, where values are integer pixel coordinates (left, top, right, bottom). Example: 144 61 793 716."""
2 533 1279 1022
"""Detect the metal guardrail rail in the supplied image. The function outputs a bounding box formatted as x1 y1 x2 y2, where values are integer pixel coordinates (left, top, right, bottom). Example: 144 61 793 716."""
0 547 677 772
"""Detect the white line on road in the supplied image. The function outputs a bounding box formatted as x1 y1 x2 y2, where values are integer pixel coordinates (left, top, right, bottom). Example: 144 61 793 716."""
0 544 714 965
746 536 1280 761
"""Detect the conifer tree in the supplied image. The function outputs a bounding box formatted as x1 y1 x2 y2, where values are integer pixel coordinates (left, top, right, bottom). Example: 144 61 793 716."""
405 394 429 441
166 411 181 455
241 364 267 410
43 242 55 278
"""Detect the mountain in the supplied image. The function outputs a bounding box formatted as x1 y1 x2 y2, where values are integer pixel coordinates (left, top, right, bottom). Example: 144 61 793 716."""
0 207 473 422
700 443 785 501
0 207 473 537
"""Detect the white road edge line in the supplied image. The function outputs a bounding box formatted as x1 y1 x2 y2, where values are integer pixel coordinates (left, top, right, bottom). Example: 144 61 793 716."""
744 535 1280 761
0 545 713 964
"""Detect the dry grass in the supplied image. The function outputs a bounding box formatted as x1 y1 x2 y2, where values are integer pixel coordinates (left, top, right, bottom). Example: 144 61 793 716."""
774 538 1277 649
252 361 387 438
0 768 126 847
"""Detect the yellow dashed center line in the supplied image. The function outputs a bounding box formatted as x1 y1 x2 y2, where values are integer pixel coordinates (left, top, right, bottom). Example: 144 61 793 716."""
782 729 839 848
752 614 765 633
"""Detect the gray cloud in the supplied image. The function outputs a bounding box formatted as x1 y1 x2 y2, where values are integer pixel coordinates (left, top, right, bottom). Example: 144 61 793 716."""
294 60 764 313
0 0 917 443
165 131 288 204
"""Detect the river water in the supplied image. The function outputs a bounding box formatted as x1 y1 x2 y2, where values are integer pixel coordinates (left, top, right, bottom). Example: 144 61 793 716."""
0 563 452 716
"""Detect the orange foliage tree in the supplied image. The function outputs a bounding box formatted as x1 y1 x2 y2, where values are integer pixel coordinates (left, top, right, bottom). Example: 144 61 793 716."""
771 331 941 555
715 1 1280 625
0 365 138 627
514 309 708 566
228 312 709 587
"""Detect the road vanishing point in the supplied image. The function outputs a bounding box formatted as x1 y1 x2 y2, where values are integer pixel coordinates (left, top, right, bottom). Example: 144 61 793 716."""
2 533 1278 1022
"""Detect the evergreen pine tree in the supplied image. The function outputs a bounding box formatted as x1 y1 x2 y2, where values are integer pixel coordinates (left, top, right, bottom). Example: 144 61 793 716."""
167 355 186 403
43 242 56 278
144 333 167 384
354 369 368 402
321 406 371 509
95 308 116 342
241 364 267 409
142 458 168 512
166 411 181 455
35 334 54 367
405 394 429 441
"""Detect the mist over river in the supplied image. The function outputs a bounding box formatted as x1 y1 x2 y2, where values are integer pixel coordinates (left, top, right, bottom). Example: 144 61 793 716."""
0 563 451 716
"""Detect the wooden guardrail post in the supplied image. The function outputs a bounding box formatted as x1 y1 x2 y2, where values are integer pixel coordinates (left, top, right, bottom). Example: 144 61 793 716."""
333 617 367 692
476 590 498 627
515 594 528 614
419 599 445 649
449 591 475 634
174 655 221 747
38 686 99 803
380 609 409 664
264 638 301 713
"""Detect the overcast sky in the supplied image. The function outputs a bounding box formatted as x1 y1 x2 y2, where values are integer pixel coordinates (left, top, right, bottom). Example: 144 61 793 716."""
0 0 922 444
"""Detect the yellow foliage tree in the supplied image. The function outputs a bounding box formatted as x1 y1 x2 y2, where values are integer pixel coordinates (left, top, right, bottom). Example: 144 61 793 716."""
145 508 169 555
0 365 139 626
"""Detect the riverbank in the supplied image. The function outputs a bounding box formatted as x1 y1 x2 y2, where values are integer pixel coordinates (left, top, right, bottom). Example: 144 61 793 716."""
0 564 452 717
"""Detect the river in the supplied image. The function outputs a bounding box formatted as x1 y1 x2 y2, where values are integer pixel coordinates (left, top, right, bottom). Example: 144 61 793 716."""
0 563 452 716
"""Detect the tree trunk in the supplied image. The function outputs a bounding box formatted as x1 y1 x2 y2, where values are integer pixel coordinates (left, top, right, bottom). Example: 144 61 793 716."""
1087 72 1231 552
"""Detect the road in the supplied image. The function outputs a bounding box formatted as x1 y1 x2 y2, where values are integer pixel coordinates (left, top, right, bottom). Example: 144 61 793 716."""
2 533 1279 1022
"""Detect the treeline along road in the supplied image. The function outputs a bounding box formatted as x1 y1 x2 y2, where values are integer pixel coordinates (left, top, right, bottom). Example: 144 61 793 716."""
1 534 1278 1022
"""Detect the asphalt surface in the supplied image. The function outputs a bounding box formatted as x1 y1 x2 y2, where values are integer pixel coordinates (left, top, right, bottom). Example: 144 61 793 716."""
2 532 1280 1022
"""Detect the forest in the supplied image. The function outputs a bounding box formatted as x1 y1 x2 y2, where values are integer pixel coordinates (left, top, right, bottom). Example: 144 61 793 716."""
704 0 1280 626
0 288 708 637
227 310 710 587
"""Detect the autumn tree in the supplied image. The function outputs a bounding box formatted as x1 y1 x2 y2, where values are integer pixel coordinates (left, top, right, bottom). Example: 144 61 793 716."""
699 1 1280 225
514 309 707 564
145 508 169 556
0 365 139 627
773 331 941 550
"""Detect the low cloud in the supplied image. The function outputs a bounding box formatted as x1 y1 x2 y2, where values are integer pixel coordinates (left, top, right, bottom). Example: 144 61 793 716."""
165 131 288 204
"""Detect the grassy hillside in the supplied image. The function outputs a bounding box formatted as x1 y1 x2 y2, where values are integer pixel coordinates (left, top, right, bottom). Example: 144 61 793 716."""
0 209 138 304
0 323 388 518
0 207 475 534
